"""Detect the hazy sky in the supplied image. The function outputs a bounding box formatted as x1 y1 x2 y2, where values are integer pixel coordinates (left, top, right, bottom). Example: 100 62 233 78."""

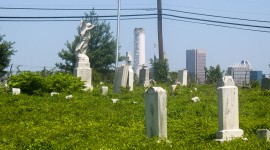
1 0 270 74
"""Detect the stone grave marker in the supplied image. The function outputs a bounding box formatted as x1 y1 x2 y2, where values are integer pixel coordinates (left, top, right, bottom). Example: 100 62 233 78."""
113 65 129 93
216 76 244 142
177 69 188 86
126 52 134 91
12 88 20 95
101 86 108 96
144 87 167 139
257 129 270 142
139 64 150 87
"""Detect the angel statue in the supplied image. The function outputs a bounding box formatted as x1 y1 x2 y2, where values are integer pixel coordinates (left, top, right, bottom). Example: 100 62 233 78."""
75 20 95 55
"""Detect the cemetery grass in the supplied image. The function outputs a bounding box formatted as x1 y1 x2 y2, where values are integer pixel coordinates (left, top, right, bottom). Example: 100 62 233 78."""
1 85 270 149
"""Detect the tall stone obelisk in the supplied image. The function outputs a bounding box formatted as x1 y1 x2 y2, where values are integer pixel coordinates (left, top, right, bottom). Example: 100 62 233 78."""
74 20 95 91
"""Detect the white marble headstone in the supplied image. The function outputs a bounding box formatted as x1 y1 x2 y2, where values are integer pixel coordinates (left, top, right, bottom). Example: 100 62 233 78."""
144 87 167 139
101 86 108 96
12 88 20 95
216 76 244 142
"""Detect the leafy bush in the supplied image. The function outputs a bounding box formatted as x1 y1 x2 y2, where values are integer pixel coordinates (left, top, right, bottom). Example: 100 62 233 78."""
8 71 85 95
45 72 84 93
150 55 169 83
8 71 44 95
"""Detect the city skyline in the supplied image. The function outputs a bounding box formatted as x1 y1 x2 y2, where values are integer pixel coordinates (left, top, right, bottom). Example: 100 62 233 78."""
0 0 269 74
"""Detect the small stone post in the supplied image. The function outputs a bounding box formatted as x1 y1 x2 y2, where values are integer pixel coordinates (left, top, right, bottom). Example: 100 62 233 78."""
216 76 244 142
257 129 270 142
144 87 167 139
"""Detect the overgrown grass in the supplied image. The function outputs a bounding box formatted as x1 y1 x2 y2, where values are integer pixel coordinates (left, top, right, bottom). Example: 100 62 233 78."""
0 85 270 149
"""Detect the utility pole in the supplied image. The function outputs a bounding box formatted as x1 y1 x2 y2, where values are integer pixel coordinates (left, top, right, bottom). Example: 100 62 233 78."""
115 0 121 68
157 0 164 60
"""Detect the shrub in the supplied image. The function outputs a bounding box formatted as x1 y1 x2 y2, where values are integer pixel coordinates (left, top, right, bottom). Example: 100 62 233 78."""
8 71 44 95
8 71 85 95
45 72 84 93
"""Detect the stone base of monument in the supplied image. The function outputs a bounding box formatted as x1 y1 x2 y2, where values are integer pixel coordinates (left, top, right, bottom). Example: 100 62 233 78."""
74 54 93 91
216 129 244 142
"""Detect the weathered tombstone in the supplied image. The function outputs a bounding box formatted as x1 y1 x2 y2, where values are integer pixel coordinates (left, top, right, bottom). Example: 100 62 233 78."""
74 20 95 91
101 86 108 96
261 78 270 90
257 129 270 142
12 88 20 95
144 87 167 139
113 65 129 93
216 76 244 142
139 64 150 87
170 85 177 93
126 52 134 91
177 69 188 86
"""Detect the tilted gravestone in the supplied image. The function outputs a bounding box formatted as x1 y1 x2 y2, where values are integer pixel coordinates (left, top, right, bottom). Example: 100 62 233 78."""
113 52 134 93
216 76 244 142
177 69 188 86
144 87 167 139
139 64 150 87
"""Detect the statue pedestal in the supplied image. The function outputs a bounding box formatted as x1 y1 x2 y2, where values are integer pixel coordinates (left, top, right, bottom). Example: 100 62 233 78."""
74 54 93 91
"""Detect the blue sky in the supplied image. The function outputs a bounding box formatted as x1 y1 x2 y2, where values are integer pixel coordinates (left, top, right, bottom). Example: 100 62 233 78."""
1 0 270 74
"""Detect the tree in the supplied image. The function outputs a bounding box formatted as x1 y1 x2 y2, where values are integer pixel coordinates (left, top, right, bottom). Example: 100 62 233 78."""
56 10 117 75
205 65 223 84
0 34 15 76
150 55 169 83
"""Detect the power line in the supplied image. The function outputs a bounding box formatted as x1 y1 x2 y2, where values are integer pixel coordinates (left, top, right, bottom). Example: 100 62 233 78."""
164 17 270 33
1 6 270 24
163 3 270 16
0 17 157 22
1 13 270 33
163 14 270 29
0 7 156 11
164 9 270 24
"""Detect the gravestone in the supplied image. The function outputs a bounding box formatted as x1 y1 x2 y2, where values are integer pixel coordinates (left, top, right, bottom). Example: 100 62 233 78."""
261 78 270 90
139 64 150 87
74 20 95 91
177 69 188 86
216 76 244 142
257 129 270 142
101 86 108 96
126 52 134 91
113 65 129 93
12 88 20 95
144 87 167 139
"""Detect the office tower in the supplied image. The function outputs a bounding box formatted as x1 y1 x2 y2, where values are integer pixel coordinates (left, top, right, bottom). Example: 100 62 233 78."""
250 70 262 85
186 49 206 84
227 60 252 85
134 28 146 77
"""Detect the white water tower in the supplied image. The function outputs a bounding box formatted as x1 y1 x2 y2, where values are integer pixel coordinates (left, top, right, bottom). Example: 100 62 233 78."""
134 28 146 77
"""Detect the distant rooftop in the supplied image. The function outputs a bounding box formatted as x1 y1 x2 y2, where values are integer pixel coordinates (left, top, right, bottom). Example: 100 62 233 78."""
229 60 252 69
